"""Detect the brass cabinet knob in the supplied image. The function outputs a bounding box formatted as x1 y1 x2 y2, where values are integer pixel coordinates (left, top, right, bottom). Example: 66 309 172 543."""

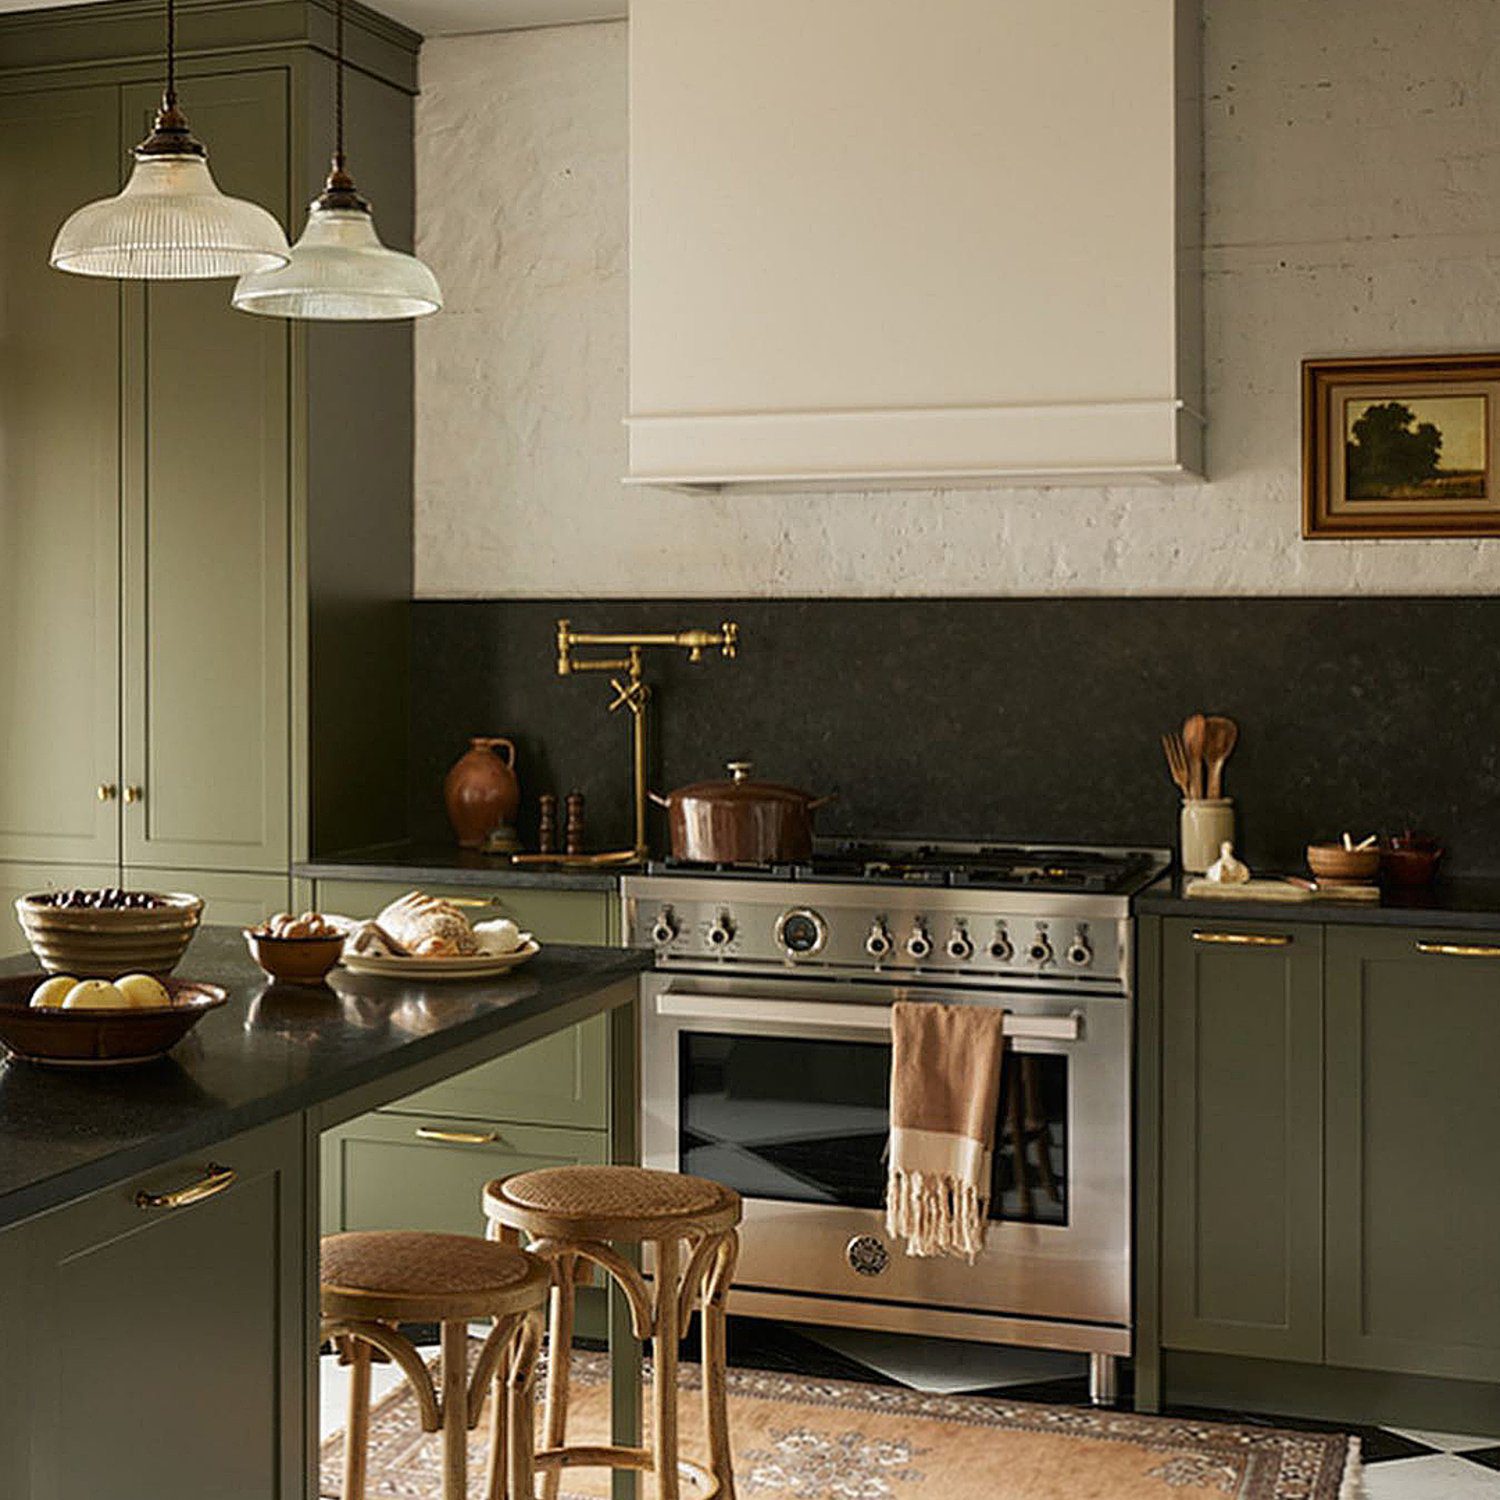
123 785 142 804
96 783 118 802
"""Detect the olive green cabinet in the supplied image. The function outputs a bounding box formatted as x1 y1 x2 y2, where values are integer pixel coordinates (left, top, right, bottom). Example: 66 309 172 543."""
0 1116 306 1500
0 864 115 959
0 1 418 911
1160 919 1325 1362
1325 925 1500 1383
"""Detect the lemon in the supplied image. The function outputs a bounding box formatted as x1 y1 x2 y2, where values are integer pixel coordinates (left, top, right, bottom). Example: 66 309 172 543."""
29 975 77 1009
60 980 131 1010
115 973 171 1008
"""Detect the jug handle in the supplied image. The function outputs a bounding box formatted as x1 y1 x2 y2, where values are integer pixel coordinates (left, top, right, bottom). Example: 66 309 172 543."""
473 736 516 767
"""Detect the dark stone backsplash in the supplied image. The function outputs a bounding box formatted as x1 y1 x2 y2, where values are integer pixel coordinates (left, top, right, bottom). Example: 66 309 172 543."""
406 597 1500 877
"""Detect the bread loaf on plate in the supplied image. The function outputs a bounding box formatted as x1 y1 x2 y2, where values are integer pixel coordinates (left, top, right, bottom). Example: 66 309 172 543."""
374 891 480 957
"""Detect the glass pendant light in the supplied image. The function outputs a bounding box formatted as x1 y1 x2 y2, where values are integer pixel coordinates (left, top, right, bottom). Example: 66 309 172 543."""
50 0 290 280
232 0 441 321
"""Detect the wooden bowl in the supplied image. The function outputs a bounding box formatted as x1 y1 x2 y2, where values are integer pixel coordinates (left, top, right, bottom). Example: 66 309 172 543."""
0 975 227 1066
1380 842 1444 887
243 930 343 985
1306 843 1381 882
15 891 203 977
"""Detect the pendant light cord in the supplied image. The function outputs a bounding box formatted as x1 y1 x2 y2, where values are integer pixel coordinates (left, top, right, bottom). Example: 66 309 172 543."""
333 0 346 173
164 0 176 108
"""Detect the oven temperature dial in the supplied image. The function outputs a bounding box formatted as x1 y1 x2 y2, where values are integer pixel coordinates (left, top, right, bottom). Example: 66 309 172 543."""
1028 929 1055 966
905 922 932 961
775 907 828 958
989 927 1014 963
1066 929 1093 967
864 920 892 959
650 908 679 946
707 914 735 949
946 926 974 961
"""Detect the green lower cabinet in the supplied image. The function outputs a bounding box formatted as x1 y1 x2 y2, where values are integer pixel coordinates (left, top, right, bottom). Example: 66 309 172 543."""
1160 918 1325 1362
128 867 293 928
1325 925 1500 1383
0 1116 305 1500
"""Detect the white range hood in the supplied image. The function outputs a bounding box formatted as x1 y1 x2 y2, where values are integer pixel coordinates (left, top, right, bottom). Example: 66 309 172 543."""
626 0 1202 491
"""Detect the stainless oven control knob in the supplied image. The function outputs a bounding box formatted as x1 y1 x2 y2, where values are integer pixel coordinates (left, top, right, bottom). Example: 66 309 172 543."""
864 921 892 959
1066 930 1093 967
1028 930 1054 966
707 914 735 948
989 929 1014 962
905 923 932 961
775 907 828 958
650 908 679 946
946 927 974 961
846 1235 889 1277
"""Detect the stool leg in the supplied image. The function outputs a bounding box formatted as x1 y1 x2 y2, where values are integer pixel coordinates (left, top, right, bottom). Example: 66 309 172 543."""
701 1232 738 1500
441 1319 470 1500
341 1336 372 1500
486 1321 511 1500
508 1311 542 1500
652 1236 682 1500
539 1253 578 1500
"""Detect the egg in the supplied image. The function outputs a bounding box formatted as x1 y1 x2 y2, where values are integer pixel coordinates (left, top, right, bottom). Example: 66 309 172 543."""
29 975 78 1009
115 973 171 1008
60 980 131 1010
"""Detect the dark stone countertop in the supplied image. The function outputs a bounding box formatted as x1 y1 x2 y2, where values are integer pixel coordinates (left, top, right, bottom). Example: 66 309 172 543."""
1136 874 1500 931
0 927 649 1231
295 843 628 893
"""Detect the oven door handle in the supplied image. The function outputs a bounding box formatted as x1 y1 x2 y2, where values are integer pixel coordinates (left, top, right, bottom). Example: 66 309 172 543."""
652 992 1083 1042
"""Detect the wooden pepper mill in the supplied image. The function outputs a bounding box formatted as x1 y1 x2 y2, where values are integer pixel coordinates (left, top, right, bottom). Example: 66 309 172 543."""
565 791 586 856
537 793 558 855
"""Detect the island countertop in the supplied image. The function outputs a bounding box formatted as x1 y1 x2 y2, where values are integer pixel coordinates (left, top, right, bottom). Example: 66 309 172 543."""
0 926 650 1231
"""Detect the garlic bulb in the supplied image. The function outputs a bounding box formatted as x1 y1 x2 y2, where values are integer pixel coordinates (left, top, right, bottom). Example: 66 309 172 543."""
1206 841 1250 884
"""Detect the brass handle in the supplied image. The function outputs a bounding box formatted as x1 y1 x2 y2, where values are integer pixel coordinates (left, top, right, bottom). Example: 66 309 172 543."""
123 785 142 804
1416 940 1500 959
1191 930 1292 947
414 1126 506 1146
135 1163 236 1211
97 783 118 802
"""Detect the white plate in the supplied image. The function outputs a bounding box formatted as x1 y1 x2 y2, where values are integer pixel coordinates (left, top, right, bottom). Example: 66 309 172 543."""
340 939 540 980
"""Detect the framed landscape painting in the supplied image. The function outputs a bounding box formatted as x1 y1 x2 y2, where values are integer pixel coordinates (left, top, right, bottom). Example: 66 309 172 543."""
1302 353 1500 538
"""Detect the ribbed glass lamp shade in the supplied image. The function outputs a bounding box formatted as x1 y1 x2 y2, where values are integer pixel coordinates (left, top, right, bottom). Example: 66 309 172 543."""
50 152 290 281
232 201 442 320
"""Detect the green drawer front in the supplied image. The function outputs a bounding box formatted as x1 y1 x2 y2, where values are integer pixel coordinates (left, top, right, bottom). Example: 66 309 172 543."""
314 877 618 1127
321 1114 607 1238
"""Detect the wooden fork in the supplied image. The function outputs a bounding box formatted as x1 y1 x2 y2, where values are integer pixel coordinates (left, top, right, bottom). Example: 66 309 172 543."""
1161 732 1192 797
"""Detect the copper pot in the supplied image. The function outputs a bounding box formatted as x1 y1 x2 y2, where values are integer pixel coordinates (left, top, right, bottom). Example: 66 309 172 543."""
650 762 834 864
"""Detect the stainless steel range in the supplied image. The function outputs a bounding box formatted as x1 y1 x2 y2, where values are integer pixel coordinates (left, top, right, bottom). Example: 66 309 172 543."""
623 839 1168 1406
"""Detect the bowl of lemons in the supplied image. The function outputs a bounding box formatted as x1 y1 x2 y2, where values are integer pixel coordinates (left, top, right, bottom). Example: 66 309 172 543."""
0 970 228 1066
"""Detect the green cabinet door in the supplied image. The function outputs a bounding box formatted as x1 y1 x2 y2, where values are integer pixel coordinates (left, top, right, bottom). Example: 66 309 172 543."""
0 86 122 866
315 878 617 1128
0 1116 305 1500
1160 918 1325 1362
120 70 291 875
128 867 292 929
1325 925 1500 1382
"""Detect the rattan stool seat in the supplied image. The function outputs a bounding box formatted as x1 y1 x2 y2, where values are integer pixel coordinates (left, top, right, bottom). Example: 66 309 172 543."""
486 1164 741 1242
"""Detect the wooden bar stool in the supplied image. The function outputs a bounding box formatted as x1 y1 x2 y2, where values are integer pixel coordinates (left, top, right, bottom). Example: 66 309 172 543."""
483 1165 742 1500
321 1229 550 1500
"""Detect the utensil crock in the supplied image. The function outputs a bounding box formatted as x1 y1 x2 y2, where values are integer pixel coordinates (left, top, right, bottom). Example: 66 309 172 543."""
1180 798 1235 875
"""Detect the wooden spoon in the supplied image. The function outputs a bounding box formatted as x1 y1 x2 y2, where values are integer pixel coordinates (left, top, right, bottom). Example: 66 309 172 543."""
1203 715 1239 799
1182 714 1207 800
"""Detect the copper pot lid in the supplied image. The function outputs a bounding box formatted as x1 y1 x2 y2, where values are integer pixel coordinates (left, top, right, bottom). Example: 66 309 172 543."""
660 762 824 807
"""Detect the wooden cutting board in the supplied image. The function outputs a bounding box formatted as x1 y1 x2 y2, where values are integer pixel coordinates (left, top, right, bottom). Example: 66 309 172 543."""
1183 876 1381 903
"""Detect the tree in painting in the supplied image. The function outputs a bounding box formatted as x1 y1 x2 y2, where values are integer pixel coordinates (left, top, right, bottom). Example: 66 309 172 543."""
1345 401 1443 499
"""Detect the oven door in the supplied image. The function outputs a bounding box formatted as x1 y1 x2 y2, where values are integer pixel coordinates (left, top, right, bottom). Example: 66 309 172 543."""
641 971 1130 1330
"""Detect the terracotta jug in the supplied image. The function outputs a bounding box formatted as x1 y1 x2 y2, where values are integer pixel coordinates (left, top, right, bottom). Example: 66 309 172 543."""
444 737 521 849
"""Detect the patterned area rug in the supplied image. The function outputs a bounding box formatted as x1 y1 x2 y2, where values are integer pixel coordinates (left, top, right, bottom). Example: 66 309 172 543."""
320 1348 1362 1500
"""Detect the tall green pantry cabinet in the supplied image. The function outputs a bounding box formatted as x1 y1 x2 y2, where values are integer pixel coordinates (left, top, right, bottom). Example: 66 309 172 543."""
0 0 417 952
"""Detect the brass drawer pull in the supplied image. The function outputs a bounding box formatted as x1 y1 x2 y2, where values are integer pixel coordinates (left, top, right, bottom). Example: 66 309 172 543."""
1191 930 1292 947
1416 940 1500 959
414 1126 506 1146
135 1163 236 1211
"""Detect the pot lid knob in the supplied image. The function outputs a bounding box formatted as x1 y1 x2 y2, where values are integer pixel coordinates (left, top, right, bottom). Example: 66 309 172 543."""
727 761 753 782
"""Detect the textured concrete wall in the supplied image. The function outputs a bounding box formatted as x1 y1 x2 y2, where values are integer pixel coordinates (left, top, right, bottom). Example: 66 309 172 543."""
414 8 1500 598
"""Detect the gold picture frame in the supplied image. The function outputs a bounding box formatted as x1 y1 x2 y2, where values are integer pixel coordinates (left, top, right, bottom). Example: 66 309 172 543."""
1302 353 1500 538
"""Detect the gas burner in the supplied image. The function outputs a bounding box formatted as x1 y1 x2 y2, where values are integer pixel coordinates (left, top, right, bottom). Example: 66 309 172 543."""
646 856 801 881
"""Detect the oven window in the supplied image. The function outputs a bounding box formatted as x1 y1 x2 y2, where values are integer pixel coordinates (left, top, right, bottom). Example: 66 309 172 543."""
679 1032 1068 1226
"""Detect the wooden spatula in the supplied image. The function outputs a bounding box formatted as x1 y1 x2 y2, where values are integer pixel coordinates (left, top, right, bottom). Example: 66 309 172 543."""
1182 714 1207 800
1204 715 1238 799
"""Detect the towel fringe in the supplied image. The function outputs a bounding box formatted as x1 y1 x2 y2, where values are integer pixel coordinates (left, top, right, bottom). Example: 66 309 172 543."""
885 1169 988 1261
1338 1436 1365 1500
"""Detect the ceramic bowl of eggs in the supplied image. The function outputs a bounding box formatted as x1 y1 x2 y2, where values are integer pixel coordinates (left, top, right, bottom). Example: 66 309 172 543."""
243 912 346 985
0 970 227 1066
15 887 204 978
